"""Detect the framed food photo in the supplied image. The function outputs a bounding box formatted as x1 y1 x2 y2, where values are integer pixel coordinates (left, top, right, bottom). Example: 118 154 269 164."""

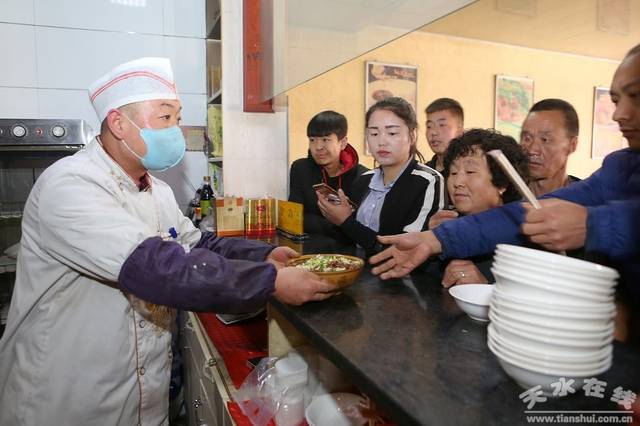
365 61 418 154
592 86 628 159
494 75 534 141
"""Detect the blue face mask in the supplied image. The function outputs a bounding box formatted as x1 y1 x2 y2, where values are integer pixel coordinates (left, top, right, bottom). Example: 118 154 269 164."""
120 112 186 171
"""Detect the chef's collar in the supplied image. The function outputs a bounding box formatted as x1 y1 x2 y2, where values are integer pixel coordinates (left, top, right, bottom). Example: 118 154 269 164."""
138 173 152 192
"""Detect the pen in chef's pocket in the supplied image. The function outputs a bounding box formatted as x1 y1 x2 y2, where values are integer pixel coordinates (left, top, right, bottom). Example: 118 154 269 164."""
168 227 178 239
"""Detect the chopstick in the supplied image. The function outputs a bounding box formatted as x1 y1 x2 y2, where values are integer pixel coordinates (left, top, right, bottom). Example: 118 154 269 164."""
487 149 541 208
486 149 565 255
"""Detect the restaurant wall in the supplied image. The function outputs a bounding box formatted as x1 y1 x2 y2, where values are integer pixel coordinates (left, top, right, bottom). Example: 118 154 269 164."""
286 31 621 180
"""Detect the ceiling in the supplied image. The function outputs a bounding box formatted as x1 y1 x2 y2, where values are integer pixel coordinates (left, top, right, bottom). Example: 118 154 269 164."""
421 0 639 61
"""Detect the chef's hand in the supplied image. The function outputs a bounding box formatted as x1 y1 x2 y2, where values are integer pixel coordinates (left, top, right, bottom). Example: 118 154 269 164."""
369 231 442 279
266 246 299 270
317 189 353 225
442 259 488 288
521 199 587 251
273 267 335 305
428 210 459 229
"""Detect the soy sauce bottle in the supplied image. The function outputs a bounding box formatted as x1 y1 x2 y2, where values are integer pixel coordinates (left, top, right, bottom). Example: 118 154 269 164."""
200 176 214 218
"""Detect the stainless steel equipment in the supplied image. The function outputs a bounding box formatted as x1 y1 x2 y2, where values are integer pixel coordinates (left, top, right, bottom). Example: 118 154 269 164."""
0 118 92 336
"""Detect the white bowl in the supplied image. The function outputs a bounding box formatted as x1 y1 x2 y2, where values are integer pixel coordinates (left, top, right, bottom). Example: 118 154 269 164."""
491 320 613 355
492 287 615 315
489 334 612 373
489 302 613 333
305 393 367 426
489 310 614 343
492 264 615 298
488 331 612 373
495 245 618 279
490 298 614 330
488 323 612 363
448 284 494 322
493 255 616 289
488 337 612 396
493 268 614 305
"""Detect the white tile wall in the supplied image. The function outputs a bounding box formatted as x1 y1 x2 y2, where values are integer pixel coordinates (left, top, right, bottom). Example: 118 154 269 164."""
34 0 163 34
1 0 207 200
0 88 38 118
35 27 164 89
163 0 206 37
0 0 34 24
0 24 37 87
37 88 99 130
163 36 207 94
34 27 205 96
179 94 207 126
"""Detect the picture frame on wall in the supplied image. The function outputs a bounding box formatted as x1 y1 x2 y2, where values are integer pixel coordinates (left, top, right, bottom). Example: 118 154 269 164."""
494 75 534 141
365 61 418 155
592 86 627 159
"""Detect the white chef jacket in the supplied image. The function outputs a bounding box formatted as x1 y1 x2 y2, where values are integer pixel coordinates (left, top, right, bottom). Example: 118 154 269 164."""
0 139 201 426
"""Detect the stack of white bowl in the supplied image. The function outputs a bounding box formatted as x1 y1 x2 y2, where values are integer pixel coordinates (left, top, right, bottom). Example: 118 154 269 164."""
487 244 618 395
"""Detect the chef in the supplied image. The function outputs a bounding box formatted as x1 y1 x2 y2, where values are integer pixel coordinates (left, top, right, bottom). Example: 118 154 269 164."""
0 57 333 426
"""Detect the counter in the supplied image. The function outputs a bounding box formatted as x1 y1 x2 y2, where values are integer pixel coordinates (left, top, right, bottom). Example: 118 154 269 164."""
267 235 640 426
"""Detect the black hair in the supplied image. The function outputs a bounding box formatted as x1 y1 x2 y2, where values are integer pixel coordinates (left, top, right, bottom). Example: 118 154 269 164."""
528 98 579 138
306 110 348 140
425 97 464 123
444 128 530 204
365 96 425 163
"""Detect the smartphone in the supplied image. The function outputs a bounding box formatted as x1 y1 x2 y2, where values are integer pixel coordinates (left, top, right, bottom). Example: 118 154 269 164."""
313 183 357 209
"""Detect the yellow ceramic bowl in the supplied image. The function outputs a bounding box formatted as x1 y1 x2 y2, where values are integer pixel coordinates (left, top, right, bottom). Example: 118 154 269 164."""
287 254 365 290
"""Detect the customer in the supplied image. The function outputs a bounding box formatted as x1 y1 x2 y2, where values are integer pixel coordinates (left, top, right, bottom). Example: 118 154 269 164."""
425 98 465 173
289 110 368 236
369 44 640 320
433 129 529 287
0 57 334 426
521 99 581 196
318 97 444 255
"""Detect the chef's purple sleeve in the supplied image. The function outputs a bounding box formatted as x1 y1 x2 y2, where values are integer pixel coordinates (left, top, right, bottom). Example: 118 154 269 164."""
118 236 276 313
194 232 276 261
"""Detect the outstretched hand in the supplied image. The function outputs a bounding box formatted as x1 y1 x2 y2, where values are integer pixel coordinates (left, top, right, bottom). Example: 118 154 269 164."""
369 231 442 279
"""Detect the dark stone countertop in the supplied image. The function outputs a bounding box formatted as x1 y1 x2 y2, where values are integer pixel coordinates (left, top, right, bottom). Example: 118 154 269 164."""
269 235 640 426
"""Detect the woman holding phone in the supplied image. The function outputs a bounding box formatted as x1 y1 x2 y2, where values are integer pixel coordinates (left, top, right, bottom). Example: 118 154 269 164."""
318 97 445 255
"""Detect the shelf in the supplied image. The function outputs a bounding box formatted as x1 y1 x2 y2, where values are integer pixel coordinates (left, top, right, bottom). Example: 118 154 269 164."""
205 0 221 40
208 90 222 104
207 14 221 40
208 157 223 163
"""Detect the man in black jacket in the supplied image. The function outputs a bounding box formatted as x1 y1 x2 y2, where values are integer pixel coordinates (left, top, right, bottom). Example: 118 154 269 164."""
289 111 368 236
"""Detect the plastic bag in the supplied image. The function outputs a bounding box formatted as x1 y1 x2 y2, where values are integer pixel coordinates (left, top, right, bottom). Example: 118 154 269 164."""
235 357 280 426
236 353 323 426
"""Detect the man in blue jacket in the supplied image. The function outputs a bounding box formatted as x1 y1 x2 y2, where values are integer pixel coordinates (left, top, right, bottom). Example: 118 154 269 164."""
370 43 640 307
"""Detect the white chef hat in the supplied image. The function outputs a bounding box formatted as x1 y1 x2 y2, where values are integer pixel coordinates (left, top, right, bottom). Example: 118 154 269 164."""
88 57 179 123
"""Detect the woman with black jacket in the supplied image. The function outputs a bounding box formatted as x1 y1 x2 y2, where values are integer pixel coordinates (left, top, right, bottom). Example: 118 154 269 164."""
318 97 445 255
